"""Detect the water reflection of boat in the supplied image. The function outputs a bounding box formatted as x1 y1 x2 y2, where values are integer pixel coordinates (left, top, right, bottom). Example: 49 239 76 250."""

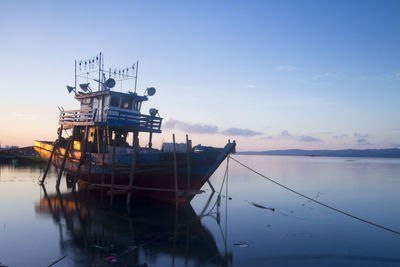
35 187 231 266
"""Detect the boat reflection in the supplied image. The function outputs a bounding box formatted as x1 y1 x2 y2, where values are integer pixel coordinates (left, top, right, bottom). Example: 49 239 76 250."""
36 187 231 266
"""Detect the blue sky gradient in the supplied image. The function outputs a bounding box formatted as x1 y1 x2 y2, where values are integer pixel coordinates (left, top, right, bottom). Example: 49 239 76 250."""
0 0 399 150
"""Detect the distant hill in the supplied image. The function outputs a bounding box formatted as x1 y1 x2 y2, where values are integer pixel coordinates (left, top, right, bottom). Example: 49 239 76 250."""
237 149 400 158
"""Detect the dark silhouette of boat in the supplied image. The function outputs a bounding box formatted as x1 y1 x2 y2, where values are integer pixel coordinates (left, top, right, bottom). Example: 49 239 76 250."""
34 53 235 202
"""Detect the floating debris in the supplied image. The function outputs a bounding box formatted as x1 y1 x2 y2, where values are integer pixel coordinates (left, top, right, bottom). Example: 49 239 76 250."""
233 241 249 248
90 244 105 250
48 255 66 267
249 202 275 211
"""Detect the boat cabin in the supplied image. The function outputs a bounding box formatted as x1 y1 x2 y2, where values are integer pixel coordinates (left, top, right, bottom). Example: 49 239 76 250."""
60 89 162 133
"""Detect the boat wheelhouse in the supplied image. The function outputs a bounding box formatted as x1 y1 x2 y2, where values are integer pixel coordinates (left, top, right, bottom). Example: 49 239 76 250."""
34 53 236 202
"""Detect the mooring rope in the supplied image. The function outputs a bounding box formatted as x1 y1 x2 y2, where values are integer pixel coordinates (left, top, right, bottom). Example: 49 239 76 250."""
204 157 230 216
227 154 400 236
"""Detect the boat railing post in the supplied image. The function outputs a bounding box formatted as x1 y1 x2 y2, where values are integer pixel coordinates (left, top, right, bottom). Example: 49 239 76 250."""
186 134 190 195
173 134 178 199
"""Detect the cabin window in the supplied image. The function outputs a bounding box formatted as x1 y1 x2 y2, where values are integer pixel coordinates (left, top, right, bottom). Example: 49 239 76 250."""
121 96 132 109
110 95 120 107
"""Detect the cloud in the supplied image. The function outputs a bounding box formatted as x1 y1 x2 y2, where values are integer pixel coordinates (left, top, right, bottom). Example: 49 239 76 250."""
332 134 348 139
353 133 371 145
164 119 263 137
276 65 298 71
280 130 292 137
388 72 400 80
297 135 321 142
221 128 263 137
354 133 368 138
324 72 336 78
245 84 256 88
312 72 337 80
164 119 219 134
356 138 371 145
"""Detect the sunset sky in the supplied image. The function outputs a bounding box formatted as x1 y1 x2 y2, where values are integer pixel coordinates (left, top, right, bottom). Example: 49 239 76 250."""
0 0 399 151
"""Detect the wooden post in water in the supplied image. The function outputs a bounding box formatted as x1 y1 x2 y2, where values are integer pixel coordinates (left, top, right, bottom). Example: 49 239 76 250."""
173 134 178 199
101 127 106 185
72 126 89 191
127 131 139 204
186 134 191 194
41 124 63 185
56 127 75 188
87 149 92 185
111 132 116 188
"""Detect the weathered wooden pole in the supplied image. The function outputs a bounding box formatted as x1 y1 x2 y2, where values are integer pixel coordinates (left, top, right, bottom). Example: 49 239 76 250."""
173 134 178 200
186 134 190 194
72 126 89 191
127 131 139 204
87 150 92 185
40 124 63 185
101 127 106 185
111 131 116 188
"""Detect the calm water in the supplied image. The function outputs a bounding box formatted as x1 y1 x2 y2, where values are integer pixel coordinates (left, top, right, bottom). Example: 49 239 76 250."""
0 155 399 267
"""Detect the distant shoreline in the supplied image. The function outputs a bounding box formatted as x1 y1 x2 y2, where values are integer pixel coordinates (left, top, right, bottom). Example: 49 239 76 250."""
236 148 400 158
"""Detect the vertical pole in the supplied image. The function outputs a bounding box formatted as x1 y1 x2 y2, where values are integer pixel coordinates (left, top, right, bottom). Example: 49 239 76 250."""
127 131 139 204
148 131 153 148
173 134 178 198
101 127 106 185
72 126 89 191
134 61 138 93
224 157 229 263
74 60 77 93
111 132 116 188
96 126 100 153
41 124 63 185
88 149 92 185
186 134 190 194
98 52 102 91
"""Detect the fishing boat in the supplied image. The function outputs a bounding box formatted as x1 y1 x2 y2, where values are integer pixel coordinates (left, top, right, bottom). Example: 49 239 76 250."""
34 53 236 202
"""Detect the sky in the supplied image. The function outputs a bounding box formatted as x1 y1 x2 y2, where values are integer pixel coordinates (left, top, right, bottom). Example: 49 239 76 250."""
0 0 399 151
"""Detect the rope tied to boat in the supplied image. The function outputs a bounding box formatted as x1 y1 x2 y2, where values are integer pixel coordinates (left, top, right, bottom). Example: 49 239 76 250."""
226 154 400 236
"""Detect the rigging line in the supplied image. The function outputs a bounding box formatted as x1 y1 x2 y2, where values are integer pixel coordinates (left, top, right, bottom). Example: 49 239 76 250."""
227 154 400 236
204 158 230 216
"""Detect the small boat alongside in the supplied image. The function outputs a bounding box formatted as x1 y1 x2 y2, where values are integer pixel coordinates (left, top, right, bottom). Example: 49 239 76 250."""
34 53 235 202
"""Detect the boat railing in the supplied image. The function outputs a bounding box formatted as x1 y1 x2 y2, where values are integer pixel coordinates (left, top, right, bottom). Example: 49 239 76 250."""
59 108 162 132
106 109 162 132
59 109 97 125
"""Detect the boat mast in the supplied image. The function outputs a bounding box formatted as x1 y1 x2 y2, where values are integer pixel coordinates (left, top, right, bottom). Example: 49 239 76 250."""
134 60 138 93
74 60 77 91
98 52 102 91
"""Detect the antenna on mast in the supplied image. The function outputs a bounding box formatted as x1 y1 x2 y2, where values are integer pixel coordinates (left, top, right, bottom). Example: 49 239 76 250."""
134 61 138 93
98 52 102 91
